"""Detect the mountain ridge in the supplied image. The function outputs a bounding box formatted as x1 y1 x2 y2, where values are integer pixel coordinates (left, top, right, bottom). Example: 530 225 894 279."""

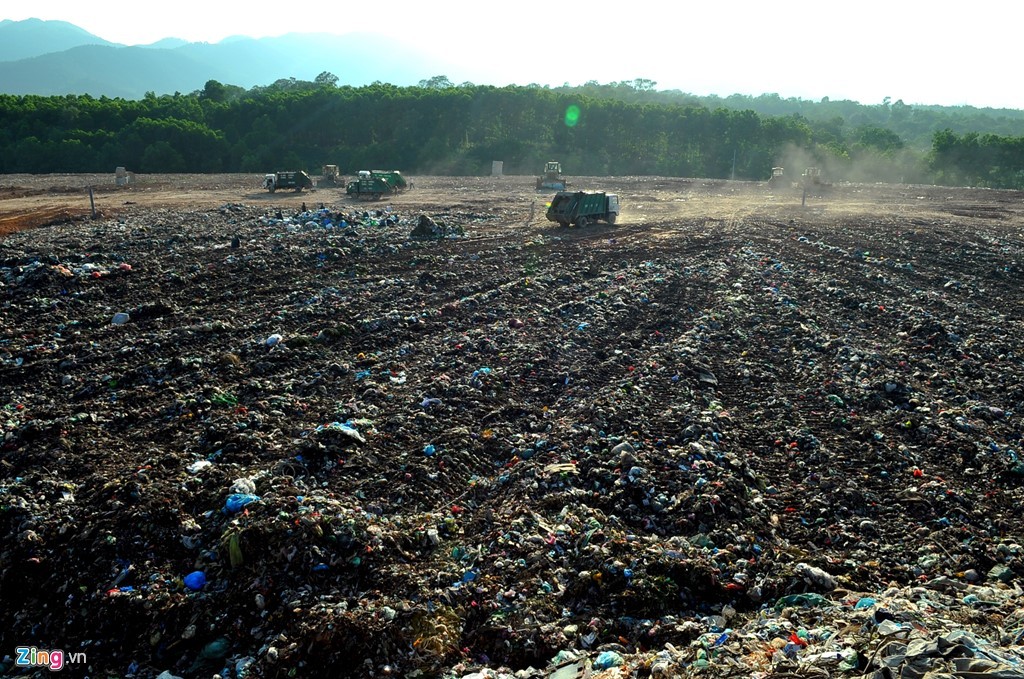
0 19 456 98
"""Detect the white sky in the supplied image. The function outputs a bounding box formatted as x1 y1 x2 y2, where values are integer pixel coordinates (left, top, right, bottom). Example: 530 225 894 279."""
6 0 1022 109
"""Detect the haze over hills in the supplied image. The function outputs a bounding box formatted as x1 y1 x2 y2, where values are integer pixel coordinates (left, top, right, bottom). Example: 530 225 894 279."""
0 19 459 98
2 17 1022 121
0 18 119 61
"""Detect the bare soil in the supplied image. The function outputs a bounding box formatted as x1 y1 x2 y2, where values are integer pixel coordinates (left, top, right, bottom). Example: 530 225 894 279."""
4 172 1016 231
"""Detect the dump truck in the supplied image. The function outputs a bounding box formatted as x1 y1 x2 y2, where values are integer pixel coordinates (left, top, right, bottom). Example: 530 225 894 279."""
546 191 619 227
536 161 566 190
346 170 394 200
264 171 313 193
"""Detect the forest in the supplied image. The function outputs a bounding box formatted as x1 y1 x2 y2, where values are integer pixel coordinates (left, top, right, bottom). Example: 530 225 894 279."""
2 74 1024 188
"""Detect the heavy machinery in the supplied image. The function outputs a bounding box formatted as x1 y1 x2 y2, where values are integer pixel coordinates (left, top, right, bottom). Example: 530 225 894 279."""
767 166 786 188
346 170 394 200
800 167 831 205
546 191 619 227
536 161 566 190
371 170 408 192
321 165 342 185
801 167 825 188
264 171 313 193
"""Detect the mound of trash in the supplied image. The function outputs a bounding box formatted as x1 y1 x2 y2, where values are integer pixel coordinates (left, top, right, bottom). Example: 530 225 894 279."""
1 192 1022 678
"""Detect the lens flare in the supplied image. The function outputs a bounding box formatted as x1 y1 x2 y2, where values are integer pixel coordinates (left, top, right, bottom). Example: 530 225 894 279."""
564 105 581 127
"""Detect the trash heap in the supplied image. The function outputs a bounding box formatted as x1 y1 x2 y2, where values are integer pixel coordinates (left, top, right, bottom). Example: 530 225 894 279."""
1 192 1023 678
409 214 466 239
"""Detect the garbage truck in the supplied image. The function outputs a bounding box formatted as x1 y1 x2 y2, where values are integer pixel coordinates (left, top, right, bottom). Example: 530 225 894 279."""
346 170 394 200
371 170 408 192
545 191 619 227
264 171 314 193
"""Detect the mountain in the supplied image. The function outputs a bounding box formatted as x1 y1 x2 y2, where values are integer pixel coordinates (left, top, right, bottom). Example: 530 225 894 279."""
144 38 190 49
0 20 458 98
0 18 117 61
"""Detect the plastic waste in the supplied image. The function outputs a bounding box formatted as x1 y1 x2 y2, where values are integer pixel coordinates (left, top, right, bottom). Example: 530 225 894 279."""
594 651 625 670
183 570 206 591
225 493 260 513
187 460 212 474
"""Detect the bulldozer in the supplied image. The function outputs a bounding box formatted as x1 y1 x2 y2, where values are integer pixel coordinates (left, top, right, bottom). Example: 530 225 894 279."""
801 167 824 188
767 166 786 189
321 165 342 185
800 167 831 205
536 161 567 190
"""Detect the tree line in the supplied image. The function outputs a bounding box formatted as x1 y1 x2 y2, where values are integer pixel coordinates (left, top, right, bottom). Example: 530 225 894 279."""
1 75 1022 188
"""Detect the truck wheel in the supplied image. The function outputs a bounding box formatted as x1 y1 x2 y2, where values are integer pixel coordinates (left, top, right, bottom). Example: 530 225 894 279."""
607 214 617 225
577 216 588 228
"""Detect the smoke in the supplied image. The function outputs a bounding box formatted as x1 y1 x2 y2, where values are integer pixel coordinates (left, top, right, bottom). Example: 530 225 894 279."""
773 144 844 185
773 142 926 186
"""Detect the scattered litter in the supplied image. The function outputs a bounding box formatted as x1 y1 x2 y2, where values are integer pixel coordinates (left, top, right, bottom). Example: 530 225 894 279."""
1 179 1022 678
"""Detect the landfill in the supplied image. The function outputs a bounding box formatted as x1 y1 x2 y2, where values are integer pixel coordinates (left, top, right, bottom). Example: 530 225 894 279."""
1 175 1023 678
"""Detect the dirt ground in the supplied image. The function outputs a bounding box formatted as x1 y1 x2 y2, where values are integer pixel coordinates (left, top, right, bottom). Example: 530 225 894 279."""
2 173 1024 678
4 171 1017 233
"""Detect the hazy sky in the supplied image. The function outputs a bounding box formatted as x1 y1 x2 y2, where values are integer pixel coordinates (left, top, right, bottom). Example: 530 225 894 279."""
6 0 1021 109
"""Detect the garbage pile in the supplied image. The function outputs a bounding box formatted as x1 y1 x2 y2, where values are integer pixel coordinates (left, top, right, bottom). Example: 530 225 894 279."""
409 214 466 239
1 193 1023 678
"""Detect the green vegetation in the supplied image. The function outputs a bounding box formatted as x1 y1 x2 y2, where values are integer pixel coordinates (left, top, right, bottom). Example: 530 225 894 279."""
2 75 1024 188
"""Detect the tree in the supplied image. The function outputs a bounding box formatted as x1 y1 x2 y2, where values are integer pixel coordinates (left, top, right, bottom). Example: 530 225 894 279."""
419 75 454 89
315 72 339 88
201 80 228 103
141 141 185 172
854 126 904 155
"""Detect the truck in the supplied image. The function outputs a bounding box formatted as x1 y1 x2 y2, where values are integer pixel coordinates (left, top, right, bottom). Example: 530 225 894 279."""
545 191 619 227
536 161 566 190
264 171 314 193
346 170 395 200
371 170 409 192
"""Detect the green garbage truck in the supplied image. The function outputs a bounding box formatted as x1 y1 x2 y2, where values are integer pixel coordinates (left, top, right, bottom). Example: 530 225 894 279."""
545 191 620 227
371 170 409 192
264 171 314 193
346 171 394 200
